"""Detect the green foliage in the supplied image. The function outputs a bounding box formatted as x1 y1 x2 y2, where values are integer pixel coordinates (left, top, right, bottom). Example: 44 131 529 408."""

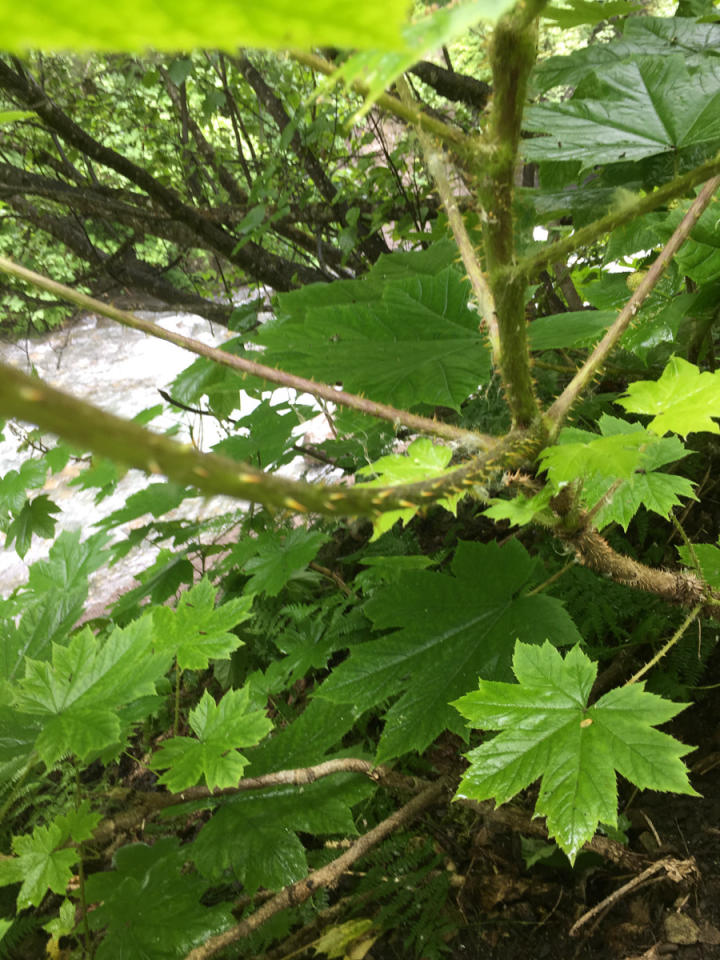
319 540 582 761
619 356 720 436
151 577 251 670
85 839 233 959
526 57 720 166
538 414 695 530
1 1 720 956
149 687 272 791
254 258 492 411
0 801 100 909
228 527 329 597
453 642 697 862
12 616 170 766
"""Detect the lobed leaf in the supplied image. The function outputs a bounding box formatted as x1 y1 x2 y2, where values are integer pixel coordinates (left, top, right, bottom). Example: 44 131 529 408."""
454 642 697 862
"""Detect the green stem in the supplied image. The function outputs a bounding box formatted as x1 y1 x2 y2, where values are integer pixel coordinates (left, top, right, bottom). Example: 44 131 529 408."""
545 174 720 433
0 360 533 516
0 256 491 452
625 604 703 686
518 151 720 280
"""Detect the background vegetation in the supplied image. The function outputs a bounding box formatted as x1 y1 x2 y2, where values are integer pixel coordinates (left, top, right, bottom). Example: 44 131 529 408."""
1 0 720 956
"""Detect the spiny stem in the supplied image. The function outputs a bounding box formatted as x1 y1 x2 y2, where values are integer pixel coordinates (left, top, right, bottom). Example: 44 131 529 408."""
625 604 703 686
0 360 532 516
0 256 491 451
545 175 720 433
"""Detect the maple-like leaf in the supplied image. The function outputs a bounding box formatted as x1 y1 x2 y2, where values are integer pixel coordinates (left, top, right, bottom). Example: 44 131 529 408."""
228 527 329 597
13 618 171 766
0 802 100 909
4 494 60 557
356 437 461 540
152 577 252 669
538 416 694 531
618 357 720 436
453 642 698 862
149 687 272 792
318 540 581 761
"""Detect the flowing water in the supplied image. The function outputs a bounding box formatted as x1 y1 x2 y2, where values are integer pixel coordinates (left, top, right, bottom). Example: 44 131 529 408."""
0 309 330 615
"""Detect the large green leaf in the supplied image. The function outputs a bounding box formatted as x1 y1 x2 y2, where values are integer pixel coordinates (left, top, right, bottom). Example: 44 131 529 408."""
618 357 720 436
453 642 697 862
1 0 408 53
149 688 272 792
13 617 171 766
85 839 232 960
191 775 373 892
525 56 720 165
318 541 582 762
255 264 491 412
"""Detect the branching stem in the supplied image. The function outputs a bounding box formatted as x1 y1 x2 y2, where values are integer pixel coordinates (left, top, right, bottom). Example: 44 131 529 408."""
545 175 720 433
0 256 491 451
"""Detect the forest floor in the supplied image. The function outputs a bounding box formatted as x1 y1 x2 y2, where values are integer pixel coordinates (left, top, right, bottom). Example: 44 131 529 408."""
442 680 720 960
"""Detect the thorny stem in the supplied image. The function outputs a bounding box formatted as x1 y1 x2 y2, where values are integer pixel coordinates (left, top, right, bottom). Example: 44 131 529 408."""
480 3 542 427
545 175 720 433
0 256 491 452
625 604 703 686
0 360 531 516
395 75 500 361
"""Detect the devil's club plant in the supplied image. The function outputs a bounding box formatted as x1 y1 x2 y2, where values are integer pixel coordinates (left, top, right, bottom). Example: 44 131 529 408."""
1 0 720 956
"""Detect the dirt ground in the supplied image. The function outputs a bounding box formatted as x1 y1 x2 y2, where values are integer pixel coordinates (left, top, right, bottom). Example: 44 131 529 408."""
448 683 720 960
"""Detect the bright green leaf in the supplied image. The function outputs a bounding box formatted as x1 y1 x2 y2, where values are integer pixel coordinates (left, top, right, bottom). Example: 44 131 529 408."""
319 541 582 761
356 437 460 540
152 577 252 670
453 642 697 862
677 542 720 588
149 688 272 792
618 357 720 436
14 618 171 766
1 0 409 53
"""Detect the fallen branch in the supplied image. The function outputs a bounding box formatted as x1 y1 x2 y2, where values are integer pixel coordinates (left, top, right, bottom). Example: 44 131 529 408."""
184 777 448 960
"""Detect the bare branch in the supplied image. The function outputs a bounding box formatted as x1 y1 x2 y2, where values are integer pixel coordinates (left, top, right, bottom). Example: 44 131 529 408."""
184 778 448 960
